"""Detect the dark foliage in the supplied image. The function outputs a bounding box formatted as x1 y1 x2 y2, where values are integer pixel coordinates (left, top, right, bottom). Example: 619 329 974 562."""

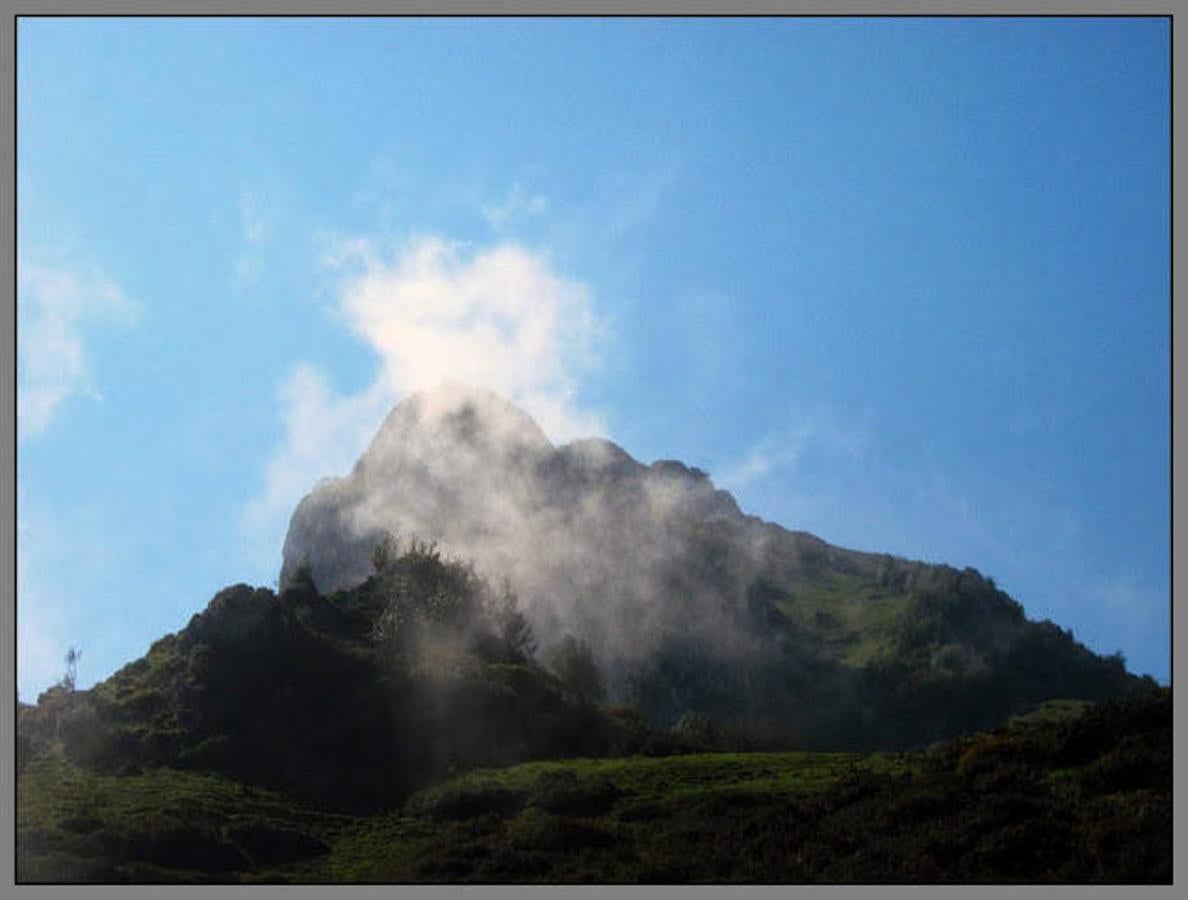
545 635 605 702
526 770 620 816
17 545 651 817
16 511 1168 885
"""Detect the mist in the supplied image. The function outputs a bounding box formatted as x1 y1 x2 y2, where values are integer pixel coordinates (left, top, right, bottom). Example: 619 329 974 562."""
243 233 607 572
279 383 837 719
263 233 1136 741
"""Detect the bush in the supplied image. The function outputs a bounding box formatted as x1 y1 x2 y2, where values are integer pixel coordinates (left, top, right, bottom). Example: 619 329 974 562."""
371 531 400 574
120 814 249 873
545 636 605 702
671 711 723 749
414 785 527 821
527 771 620 816
225 821 329 867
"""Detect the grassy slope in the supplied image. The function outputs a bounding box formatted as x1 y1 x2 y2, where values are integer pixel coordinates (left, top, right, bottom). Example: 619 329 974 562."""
17 755 353 883
15 543 1161 884
16 749 911 883
312 750 912 883
18 688 1170 884
773 570 908 666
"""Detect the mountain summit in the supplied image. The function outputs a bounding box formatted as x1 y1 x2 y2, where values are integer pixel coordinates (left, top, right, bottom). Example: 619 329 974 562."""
281 386 1146 745
15 386 1157 881
282 385 751 648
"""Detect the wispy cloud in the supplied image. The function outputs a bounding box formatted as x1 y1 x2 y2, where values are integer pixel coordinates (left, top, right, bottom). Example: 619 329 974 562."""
327 233 604 440
243 233 606 567
349 156 409 226
482 182 549 231
17 262 138 438
231 187 271 289
676 291 746 392
716 437 803 493
241 364 392 566
716 414 864 494
1095 574 1163 624
606 164 681 236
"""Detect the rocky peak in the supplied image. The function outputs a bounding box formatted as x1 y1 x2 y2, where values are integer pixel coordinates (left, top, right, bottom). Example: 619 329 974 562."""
279 387 749 602
358 383 553 476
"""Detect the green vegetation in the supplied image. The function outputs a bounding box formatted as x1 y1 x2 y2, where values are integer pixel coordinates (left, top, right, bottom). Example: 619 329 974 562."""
545 635 606 701
18 687 1170 883
16 537 1169 883
17 542 675 816
17 755 353 882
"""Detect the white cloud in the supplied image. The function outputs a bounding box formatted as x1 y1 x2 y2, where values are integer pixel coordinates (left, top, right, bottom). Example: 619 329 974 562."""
17 262 137 438
243 234 605 564
349 156 408 225
329 234 604 441
716 414 863 494
607 164 681 236
232 188 270 289
318 233 382 272
716 437 803 492
241 364 392 565
482 182 549 231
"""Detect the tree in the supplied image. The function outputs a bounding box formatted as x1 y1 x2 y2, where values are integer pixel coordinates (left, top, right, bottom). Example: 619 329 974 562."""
546 635 604 701
371 530 400 574
492 584 536 662
672 710 722 748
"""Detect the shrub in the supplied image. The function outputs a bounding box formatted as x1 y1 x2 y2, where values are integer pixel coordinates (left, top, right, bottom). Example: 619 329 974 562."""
121 814 249 873
671 711 723 749
545 636 605 702
371 530 400 574
527 771 620 816
225 821 329 867
413 785 527 821
490 586 537 663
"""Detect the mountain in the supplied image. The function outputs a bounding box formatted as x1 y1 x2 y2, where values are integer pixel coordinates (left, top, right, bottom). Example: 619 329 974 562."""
16 384 1166 883
18 543 680 815
281 385 1150 747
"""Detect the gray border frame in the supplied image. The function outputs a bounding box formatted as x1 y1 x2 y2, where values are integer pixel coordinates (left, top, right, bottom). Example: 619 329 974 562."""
0 3 1178 898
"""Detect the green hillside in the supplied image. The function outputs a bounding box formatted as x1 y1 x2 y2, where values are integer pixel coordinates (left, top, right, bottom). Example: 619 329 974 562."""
17 538 1168 883
18 687 1170 883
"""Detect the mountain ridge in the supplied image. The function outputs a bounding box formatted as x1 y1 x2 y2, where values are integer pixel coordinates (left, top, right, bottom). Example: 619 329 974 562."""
16 385 1157 876
278 386 1148 742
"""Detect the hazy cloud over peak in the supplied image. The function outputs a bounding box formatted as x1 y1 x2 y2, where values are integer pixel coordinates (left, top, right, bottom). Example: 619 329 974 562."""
328 233 605 441
243 234 607 570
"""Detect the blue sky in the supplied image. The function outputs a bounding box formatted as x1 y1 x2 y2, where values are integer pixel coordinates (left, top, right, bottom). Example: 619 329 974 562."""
16 17 1169 699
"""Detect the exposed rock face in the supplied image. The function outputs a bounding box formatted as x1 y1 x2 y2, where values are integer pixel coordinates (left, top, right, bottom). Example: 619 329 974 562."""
280 385 1145 740
281 386 778 669
284 386 555 595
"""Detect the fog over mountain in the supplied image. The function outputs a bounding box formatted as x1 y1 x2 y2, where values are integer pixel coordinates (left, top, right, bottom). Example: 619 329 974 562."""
281 385 1143 739
282 384 779 692
15 392 1166 882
